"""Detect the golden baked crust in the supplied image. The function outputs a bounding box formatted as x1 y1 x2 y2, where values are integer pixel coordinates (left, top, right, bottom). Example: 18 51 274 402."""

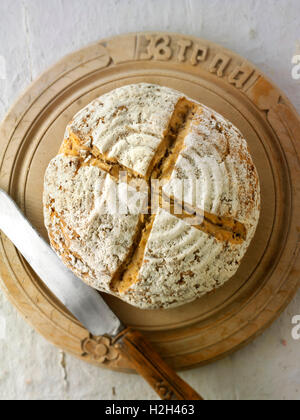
43 83 260 309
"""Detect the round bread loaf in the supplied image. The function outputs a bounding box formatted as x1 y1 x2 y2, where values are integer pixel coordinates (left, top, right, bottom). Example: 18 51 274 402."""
43 83 260 309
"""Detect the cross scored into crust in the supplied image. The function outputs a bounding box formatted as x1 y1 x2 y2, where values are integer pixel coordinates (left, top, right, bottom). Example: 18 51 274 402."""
58 97 247 295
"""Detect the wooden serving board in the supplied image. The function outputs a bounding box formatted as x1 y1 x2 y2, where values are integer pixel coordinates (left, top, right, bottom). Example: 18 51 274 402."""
1 32 300 372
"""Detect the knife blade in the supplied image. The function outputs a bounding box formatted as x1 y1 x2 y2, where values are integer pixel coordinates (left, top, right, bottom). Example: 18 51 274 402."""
0 189 123 337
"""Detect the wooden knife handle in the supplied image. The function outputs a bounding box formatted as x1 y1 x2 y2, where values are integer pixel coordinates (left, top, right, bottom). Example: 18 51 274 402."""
114 328 204 401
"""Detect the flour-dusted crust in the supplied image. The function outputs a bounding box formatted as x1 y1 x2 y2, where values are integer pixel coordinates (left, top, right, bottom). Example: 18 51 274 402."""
43 83 260 309
163 105 260 228
43 155 141 293
67 84 182 178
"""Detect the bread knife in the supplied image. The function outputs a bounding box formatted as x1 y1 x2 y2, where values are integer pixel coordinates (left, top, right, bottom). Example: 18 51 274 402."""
0 189 203 401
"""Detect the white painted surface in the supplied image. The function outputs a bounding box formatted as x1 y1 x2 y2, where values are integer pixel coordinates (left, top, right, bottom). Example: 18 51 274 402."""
0 0 300 400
